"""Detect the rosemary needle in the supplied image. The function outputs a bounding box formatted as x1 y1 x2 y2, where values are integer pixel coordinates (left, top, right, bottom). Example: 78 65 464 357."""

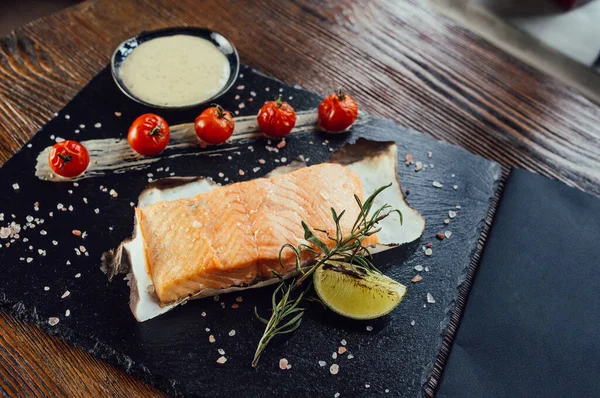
252 184 402 367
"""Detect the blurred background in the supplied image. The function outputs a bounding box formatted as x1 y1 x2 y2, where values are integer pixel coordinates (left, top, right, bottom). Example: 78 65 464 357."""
1 0 599 101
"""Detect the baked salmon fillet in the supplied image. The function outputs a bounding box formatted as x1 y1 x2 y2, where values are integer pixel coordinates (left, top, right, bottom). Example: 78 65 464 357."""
136 163 378 305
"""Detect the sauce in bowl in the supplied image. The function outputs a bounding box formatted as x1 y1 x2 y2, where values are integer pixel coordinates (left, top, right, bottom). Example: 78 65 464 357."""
115 32 236 108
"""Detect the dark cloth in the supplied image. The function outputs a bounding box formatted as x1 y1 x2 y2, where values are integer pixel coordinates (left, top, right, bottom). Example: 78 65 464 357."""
438 168 600 398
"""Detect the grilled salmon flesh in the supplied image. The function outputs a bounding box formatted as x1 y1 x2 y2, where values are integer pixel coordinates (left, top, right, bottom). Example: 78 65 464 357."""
136 163 378 304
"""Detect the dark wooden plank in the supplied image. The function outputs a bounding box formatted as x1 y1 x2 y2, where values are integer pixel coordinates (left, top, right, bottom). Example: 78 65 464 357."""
0 0 599 396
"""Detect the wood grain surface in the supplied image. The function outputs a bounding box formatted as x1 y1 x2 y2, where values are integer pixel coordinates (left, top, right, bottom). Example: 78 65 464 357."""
1 0 599 396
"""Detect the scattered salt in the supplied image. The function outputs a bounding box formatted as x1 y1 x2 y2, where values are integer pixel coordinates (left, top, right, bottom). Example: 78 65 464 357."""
318 360 326 367
366 325 373 332
449 210 457 218
427 293 436 304
61 291 70 299
94 123 102 128
228 329 236 337
48 317 59 326
432 181 443 188
330 364 339 375
209 335 216 343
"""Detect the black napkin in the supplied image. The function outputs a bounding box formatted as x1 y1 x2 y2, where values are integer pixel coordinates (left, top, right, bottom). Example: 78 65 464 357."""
437 168 600 397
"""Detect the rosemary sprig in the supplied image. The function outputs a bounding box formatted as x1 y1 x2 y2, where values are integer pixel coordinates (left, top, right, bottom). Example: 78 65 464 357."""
252 183 402 367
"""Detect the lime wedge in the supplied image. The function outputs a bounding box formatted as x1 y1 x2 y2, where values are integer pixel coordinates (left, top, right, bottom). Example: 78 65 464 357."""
313 262 407 320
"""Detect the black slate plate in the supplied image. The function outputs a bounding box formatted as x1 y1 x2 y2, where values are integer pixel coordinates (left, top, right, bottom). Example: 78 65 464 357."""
0 65 500 397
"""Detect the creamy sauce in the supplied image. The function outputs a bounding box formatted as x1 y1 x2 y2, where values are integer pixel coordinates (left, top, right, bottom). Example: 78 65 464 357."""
119 35 231 107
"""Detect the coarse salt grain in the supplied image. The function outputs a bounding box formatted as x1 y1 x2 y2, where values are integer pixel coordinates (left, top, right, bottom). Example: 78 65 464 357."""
338 346 347 354
216 356 227 364
26 257 33 263
366 325 373 332
44 286 50 291
347 353 354 359
94 123 102 128
334 394 340 398
114 111 122 117
365 384 370 388
52 240 58 246
425 248 433 256
94 209 99 214
228 329 236 337
218 348 225 355
411 320 416 326
332 352 337 359
432 181 443 188
109 189 118 197
449 210 457 218
61 291 70 299
414 265 424 272
453 185 458 190
12 183 19 190
279 358 289 370
201 311 206 317
75 273 81 278
40 230 47 235
238 170 245 176
209 335 216 343
330 364 339 375
79 124 85 129
427 293 436 304
65 309 70 317
318 360 326 367
341 339 347 346
48 317 59 326
445 231 452 238
252 167 260 173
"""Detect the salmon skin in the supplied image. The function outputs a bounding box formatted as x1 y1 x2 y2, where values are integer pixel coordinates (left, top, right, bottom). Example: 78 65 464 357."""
136 163 378 304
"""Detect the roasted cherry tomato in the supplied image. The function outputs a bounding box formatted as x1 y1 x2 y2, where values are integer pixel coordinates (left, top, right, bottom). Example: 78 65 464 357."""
318 89 358 133
48 140 90 178
127 113 170 156
257 95 296 138
194 104 235 145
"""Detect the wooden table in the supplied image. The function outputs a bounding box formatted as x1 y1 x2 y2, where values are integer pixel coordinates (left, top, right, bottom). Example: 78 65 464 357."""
1 0 599 396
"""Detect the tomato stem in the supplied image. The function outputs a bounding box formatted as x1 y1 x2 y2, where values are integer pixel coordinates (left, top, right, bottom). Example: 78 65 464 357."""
149 124 164 137
336 88 346 101
57 152 72 171
211 103 234 126
276 94 283 108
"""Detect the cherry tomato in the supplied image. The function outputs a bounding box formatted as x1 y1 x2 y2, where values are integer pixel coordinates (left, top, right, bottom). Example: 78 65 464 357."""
257 95 296 138
127 113 170 156
194 104 235 145
318 89 358 133
48 140 90 178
